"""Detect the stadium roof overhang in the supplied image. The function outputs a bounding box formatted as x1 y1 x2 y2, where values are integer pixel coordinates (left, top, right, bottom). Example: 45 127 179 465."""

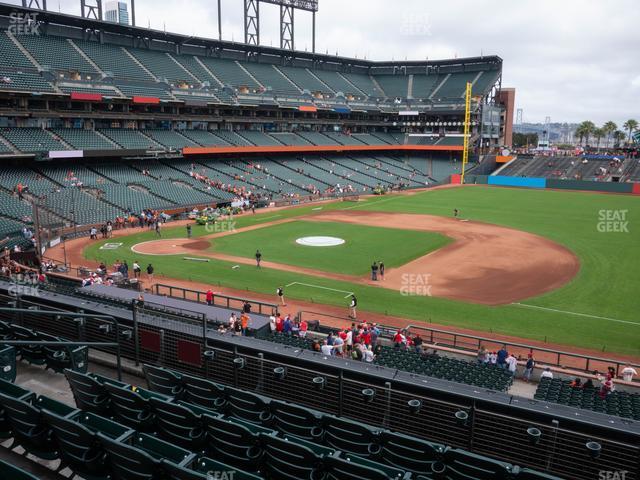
0 3 502 70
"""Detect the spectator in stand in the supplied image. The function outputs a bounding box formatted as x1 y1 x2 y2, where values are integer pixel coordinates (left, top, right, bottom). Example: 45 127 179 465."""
311 340 321 352
205 288 214 306
497 345 508 369
582 378 594 390
269 313 276 333
363 345 375 363
569 378 582 388
351 343 364 361
621 364 638 382
299 318 308 337
282 314 292 335
228 312 237 330
242 301 252 314
333 334 344 356
275 313 284 333
523 354 535 382
599 374 615 399
413 334 423 354
477 346 487 365
320 340 334 356
393 330 405 350
327 332 335 346
240 312 250 336
371 324 380 345
361 328 372 347
541 367 553 379
506 354 518 376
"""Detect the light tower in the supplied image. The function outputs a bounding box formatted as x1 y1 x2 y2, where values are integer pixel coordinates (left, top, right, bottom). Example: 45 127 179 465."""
243 0 319 51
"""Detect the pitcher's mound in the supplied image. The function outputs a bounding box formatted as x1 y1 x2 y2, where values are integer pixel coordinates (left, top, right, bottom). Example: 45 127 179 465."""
131 238 210 255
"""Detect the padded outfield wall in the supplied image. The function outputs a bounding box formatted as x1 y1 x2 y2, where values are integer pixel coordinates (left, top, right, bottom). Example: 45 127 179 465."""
464 175 639 194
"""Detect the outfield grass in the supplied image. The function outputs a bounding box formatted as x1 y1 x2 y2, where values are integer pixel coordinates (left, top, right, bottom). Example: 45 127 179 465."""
84 187 640 356
209 220 450 275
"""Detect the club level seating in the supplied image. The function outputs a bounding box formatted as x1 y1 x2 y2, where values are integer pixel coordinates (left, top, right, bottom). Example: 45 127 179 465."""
240 62 300 96
0 68 56 93
198 57 260 90
534 377 640 420
295 131 336 145
0 166 57 195
44 189 124 225
51 127 117 150
127 48 197 84
58 84 122 96
73 39 154 81
144 129 199 149
0 127 65 152
237 130 283 146
269 132 312 146
0 32 34 69
278 66 332 95
410 75 442 98
375 74 409 98
15 33 96 74
98 128 162 150
341 72 385 98
38 164 111 186
0 320 88 375
115 82 175 100
180 129 233 146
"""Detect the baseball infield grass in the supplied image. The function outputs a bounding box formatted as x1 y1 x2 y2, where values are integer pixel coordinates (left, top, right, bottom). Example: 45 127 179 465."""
209 220 450 275
84 187 640 357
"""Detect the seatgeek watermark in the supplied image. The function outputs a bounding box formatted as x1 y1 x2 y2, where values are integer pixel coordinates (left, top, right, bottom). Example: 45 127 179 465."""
400 273 432 296
204 217 237 234
399 12 432 36
205 471 236 480
8 12 41 36
597 209 629 233
7 275 40 298
599 471 628 480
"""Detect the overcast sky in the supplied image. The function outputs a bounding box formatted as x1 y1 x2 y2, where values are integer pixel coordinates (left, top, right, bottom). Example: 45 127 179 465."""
8 0 640 126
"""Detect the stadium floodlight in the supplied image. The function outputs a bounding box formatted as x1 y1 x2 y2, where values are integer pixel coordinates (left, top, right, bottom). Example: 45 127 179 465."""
244 0 319 51
259 0 318 12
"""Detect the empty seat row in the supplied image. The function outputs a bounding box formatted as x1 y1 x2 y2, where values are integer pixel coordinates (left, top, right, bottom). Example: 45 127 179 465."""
0 320 88 377
113 364 559 480
0 377 259 480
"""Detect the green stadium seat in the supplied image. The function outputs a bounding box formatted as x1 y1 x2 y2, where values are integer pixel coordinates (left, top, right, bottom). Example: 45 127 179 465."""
99 431 196 480
269 398 324 441
65 369 113 416
148 396 207 451
0 459 40 480
38 332 88 374
103 382 159 432
181 372 227 410
0 345 16 383
44 409 133 480
1 394 77 460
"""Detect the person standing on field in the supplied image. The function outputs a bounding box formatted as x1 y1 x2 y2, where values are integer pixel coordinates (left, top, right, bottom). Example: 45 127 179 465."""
186 224 192 238
255 249 262 268
349 295 357 319
379 261 385 280
277 286 286 306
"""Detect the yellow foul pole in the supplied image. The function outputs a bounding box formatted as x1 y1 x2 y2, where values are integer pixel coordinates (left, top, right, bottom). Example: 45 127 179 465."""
460 81 472 184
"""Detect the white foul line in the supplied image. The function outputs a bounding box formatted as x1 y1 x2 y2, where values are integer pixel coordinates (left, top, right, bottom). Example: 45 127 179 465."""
341 195 399 211
512 303 640 326
286 281 353 298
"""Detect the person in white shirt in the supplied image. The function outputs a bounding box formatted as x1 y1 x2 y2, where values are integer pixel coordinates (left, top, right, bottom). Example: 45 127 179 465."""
269 315 276 333
320 340 334 356
228 313 236 329
621 364 638 382
506 354 518 375
489 352 497 365
541 368 553 379
363 345 374 363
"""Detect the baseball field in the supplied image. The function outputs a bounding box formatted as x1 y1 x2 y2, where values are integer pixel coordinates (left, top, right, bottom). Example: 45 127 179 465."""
82 186 640 357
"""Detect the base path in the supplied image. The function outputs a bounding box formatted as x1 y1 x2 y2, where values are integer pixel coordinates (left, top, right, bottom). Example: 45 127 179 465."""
306 211 580 305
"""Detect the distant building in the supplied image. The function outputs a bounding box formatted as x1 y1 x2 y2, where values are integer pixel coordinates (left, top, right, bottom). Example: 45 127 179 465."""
105 1 129 25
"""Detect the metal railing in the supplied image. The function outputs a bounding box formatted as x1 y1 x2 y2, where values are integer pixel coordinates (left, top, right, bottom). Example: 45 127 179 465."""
0 306 124 380
154 283 278 315
405 323 640 377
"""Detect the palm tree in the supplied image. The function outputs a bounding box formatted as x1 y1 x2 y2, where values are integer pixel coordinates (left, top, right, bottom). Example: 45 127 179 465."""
576 121 596 146
593 128 605 151
613 130 626 147
602 121 617 148
623 119 638 142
